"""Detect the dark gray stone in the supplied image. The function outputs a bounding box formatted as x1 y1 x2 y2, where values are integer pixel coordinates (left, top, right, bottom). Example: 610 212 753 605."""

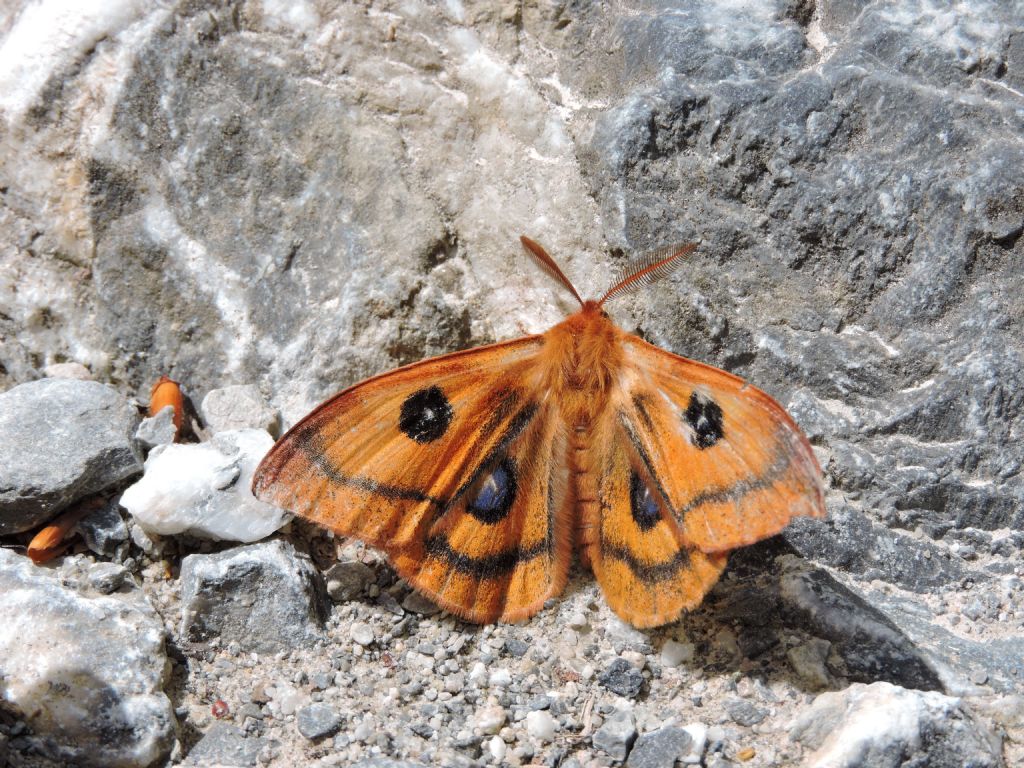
599 658 644 699
0 379 142 534
724 699 767 727
324 560 375 602
295 703 342 741
185 722 265 767
505 638 531 658
779 568 943 692
592 709 637 761
179 539 330 653
625 727 693 768
76 497 130 559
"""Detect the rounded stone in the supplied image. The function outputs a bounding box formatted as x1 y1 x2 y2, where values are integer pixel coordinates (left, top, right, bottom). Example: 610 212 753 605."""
526 710 556 742
296 703 342 741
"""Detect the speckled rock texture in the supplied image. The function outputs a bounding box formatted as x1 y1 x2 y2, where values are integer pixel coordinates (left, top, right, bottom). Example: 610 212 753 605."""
0 0 1022 766
0 379 142 534
0 549 175 767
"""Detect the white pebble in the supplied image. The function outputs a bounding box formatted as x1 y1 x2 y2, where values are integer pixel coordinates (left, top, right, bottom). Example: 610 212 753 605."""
353 719 374 742
469 661 488 685
526 710 556 742
350 622 374 646
488 735 507 761
680 722 708 763
474 704 507 734
661 639 695 667
488 668 512 688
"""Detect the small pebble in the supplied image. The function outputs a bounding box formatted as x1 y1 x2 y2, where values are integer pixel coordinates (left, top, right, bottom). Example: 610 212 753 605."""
350 622 374 647
488 734 507 761
680 723 707 764
660 639 695 667
599 658 644 698
489 668 512 688
475 704 507 734
402 591 441 615
625 726 692 768
324 562 374 602
296 703 342 741
787 639 832 690
592 709 637 761
469 662 488 685
725 698 767 726
526 710 556 742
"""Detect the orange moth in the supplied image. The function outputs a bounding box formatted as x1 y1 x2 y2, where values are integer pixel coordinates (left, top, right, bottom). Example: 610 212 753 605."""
253 237 825 627
149 375 184 441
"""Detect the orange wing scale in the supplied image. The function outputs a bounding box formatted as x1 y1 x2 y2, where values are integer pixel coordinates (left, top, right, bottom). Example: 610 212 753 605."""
616 337 825 553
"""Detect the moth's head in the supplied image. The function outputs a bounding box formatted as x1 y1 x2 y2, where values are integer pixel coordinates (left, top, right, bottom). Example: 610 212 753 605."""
519 235 698 312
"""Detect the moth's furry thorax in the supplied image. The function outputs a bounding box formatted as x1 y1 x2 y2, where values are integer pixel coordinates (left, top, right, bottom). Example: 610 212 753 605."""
541 301 626 420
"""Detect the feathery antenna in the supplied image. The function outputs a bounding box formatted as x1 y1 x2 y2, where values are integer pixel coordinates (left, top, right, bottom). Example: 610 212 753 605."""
520 236 584 307
598 242 698 306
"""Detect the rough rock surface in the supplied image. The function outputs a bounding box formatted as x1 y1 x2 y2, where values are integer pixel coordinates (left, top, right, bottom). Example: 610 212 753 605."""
790 681 1003 767
0 549 175 767
0 0 1022 766
0 379 142 534
200 384 280 436
179 539 330 653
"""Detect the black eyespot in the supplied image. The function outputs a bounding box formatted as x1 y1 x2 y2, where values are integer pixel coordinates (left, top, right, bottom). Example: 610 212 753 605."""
467 458 516 524
630 470 661 531
399 386 453 443
684 392 723 449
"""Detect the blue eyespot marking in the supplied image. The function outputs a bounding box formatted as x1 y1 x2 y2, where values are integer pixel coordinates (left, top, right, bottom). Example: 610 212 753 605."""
630 470 661 531
468 458 516 524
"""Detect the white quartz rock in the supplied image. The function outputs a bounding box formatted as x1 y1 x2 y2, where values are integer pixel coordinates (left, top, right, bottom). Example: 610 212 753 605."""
120 428 288 541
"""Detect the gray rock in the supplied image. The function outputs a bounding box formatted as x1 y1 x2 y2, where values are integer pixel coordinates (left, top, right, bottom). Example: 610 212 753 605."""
626 727 693 768
505 638 531 658
592 709 637 761
401 590 440 616
135 405 178 448
0 549 174 767
791 682 1002 767
0 379 142 534
599 658 645 699
76 497 130 559
779 567 943 691
179 539 329 653
185 722 265 767
725 699 767 727
85 561 130 594
295 703 342 741
200 384 280 436
862 588 1024 695
324 560 375 602
787 638 834 690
